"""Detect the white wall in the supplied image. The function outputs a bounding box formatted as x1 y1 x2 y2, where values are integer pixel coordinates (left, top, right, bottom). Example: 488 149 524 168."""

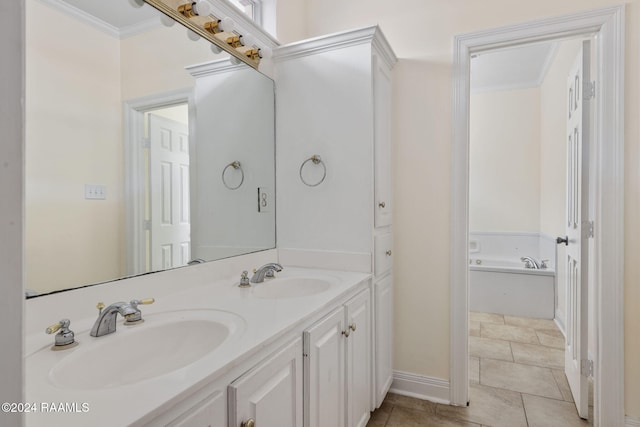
280 0 640 417
119 24 217 101
0 0 24 424
25 0 124 294
469 88 541 232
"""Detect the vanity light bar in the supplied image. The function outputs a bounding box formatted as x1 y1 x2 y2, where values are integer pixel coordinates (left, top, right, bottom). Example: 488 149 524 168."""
143 0 262 69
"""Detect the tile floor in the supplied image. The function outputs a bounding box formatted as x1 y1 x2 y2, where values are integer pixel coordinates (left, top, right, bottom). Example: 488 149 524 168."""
367 312 591 427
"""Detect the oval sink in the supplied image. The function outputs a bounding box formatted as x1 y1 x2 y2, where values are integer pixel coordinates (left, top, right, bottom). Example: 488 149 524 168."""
44 310 243 390
251 277 332 299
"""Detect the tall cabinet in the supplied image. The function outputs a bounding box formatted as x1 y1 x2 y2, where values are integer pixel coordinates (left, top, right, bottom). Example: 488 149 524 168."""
274 26 396 411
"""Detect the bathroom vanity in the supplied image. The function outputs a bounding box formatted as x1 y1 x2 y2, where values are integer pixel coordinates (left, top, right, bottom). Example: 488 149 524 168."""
25 259 372 427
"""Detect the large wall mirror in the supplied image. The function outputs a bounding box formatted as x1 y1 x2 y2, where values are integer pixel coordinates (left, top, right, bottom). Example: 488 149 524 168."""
25 0 275 297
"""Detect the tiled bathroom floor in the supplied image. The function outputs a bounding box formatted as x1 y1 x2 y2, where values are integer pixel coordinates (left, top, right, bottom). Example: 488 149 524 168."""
367 312 592 427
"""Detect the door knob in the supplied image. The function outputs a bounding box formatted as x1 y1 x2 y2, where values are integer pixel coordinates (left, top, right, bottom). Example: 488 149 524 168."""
556 236 568 246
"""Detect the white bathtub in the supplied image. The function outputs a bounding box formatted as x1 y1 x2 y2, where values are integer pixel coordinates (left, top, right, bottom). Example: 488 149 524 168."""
469 258 555 319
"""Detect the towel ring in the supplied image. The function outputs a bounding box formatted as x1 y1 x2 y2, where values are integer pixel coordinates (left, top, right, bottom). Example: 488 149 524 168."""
299 155 326 187
222 161 244 190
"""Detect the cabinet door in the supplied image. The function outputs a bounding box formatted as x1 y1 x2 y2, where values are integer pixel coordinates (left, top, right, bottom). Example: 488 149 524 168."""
228 338 302 427
304 307 346 427
373 53 393 228
374 275 393 407
345 289 372 427
167 391 225 427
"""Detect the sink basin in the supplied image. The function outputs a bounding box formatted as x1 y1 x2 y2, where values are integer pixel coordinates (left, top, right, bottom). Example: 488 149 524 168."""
251 277 332 298
38 310 243 390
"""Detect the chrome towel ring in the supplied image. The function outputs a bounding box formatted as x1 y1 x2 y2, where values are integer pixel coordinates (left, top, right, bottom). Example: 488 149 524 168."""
222 161 244 190
299 155 326 187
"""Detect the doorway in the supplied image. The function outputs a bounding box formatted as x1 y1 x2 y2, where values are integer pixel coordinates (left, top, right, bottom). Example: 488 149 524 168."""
468 37 592 421
124 90 195 277
450 6 625 426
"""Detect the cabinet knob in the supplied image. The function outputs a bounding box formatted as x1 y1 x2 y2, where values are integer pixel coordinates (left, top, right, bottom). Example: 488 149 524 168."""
342 328 351 337
350 322 357 332
386 250 392 256
379 201 386 208
241 419 255 427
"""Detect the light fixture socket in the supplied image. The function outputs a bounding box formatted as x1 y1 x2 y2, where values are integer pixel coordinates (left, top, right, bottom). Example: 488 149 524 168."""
178 2 196 18
204 20 221 34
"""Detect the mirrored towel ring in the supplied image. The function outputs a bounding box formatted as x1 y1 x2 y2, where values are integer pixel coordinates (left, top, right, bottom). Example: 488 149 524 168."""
222 161 244 190
299 155 326 187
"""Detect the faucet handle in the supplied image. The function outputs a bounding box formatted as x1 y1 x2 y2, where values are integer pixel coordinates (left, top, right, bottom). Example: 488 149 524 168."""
46 319 75 347
45 320 65 335
239 271 251 288
134 298 155 305
129 298 155 310
126 298 155 323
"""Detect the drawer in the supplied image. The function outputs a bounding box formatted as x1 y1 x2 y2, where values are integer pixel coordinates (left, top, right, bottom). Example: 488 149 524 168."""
374 232 393 277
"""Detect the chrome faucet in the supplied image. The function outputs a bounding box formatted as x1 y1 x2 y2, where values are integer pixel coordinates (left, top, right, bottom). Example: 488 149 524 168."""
520 256 540 269
250 263 283 283
90 298 155 337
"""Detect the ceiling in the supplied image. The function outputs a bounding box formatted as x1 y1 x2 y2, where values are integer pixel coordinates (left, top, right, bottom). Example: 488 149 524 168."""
471 42 557 93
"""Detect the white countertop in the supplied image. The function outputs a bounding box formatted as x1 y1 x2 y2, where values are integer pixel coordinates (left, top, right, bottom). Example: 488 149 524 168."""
24 266 370 426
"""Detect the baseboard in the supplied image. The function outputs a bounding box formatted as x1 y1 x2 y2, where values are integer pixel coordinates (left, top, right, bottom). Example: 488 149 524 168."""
389 371 451 405
554 315 566 337
626 415 640 427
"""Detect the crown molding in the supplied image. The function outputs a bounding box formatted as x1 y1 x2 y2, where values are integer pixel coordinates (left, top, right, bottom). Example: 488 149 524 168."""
273 25 397 66
186 59 248 78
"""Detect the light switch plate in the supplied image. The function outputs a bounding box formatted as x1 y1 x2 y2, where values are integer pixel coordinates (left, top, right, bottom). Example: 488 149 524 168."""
85 184 106 200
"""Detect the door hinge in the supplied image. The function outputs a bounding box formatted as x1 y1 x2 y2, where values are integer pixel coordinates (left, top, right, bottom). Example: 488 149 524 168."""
143 137 151 148
583 81 596 100
581 359 594 377
582 220 594 238
144 220 151 230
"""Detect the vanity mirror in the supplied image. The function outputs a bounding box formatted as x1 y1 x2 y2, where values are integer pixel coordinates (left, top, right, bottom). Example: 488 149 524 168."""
25 0 276 297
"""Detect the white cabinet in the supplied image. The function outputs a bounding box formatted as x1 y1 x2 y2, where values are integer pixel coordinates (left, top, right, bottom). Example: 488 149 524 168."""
275 25 396 410
166 391 225 427
304 288 371 427
374 274 393 406
228 338 303 427
373 52 393 229
303 307 346 427
345 289 372 427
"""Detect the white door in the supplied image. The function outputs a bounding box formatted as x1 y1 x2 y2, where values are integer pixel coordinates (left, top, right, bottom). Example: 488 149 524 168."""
229 338 303 427
304 307 346 427
149 114 190 271
345 289 372 427
561 40 591 419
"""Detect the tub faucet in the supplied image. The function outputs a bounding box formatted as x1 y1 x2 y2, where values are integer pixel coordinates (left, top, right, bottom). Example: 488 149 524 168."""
251 263 283 283
520 256 540 269
90 298 154 337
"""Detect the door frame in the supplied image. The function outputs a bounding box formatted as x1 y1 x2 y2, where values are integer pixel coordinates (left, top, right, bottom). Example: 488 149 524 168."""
123 88 195 276
450 6 625 425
